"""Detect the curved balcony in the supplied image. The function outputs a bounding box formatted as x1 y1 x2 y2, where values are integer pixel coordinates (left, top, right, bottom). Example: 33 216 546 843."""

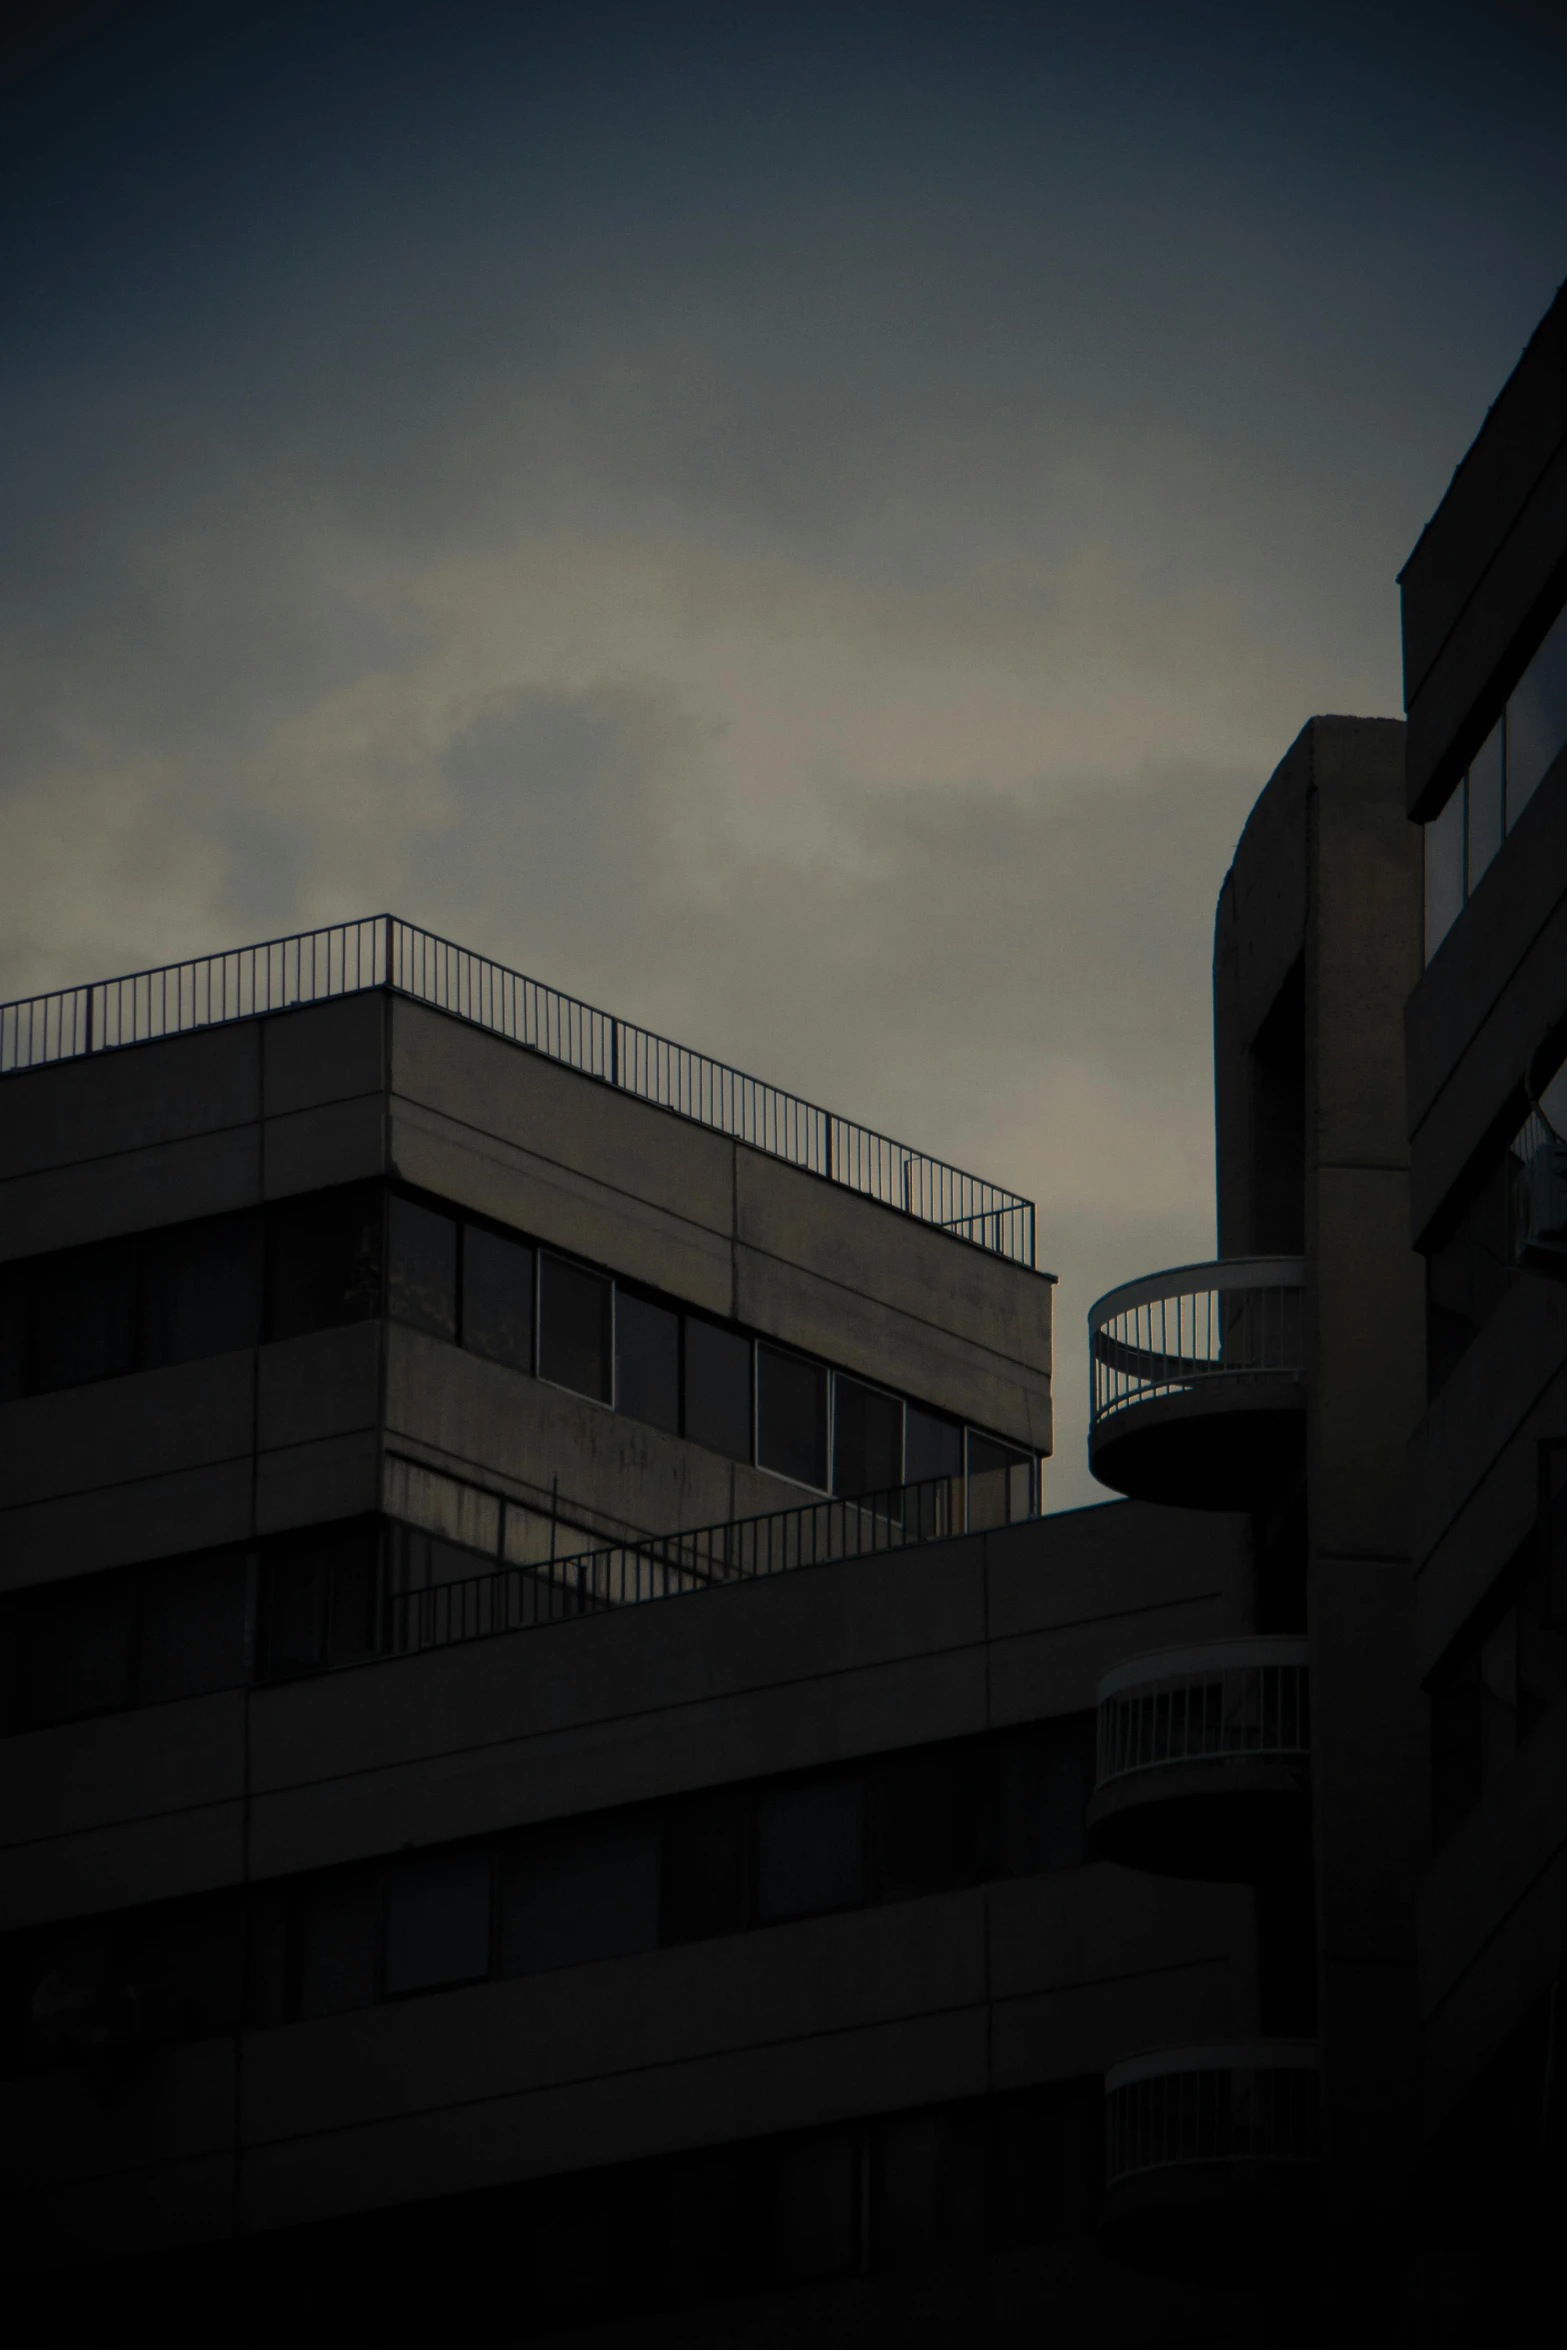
1087 1257 1305 1507
1087 1638 1310 1879
1101 2042 1320 2276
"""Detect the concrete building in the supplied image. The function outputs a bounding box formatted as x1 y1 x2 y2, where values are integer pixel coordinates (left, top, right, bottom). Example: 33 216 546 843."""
1 930 1266 2345
1085 714 1425 2340
6 279 1562 2350
1396 279 1567 2340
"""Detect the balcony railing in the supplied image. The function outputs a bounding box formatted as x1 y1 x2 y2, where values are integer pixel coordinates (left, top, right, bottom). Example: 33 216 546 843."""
1088 1257 1305 1431
1105 2044 1321 2187
261 1458 1036 1682
0 914 1036 1264
1096 1640 1310 1791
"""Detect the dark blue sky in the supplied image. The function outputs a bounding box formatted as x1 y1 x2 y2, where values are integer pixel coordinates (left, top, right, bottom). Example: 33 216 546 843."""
3 0 1563 1497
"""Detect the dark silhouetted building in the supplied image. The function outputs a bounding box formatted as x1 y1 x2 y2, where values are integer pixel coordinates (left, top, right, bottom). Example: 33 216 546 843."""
1396 278 1567 2342
4 277 1564 2350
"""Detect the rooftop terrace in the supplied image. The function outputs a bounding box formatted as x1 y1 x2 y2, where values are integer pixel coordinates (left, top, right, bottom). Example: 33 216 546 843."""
0 914 1038 1265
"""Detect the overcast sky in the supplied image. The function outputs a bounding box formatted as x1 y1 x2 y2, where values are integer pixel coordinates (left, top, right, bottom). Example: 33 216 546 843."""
2 0 1564 1503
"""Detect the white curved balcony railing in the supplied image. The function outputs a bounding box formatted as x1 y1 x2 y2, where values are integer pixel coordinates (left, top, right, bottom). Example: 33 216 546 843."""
1096 1640 1310 1792
1105 2044 1320 2188
1088 1257 1305 1432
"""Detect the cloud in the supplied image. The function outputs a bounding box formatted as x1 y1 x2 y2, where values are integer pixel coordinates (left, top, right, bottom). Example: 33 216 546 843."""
2 0 1565 1500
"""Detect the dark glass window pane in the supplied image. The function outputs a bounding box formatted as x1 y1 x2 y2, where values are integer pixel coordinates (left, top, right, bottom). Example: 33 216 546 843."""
384 1847 491 1995
756 1345 827 1488
138 1215 262 1371
246 1884 291 2029
16 1576 137 1726
1506 600 1567 823
665 2144 764 2308
537 1255 612 1402
388 1196 457 1341
1466 720 1504 892
1424 784 1465 962
500 1824 661 1976
832 1377 902 1498
118 1897 244 2046
326 1526 383 1668
17 1921 110 2068
615 1292 679 1433
869 1745 979 1902
661 1791 747 1943
905 1405 962 1486
1431 1659 1482 1848
994 1717 1095 1876
259 1545 329 1681
34 1239 136 1390
461 1224 533 1373
755 1775 865 1923
994 2082 1101 2252
136 1553 247 1705
872 2108 990 2272
0 1261 28 1402
296 1872 381 2019
266 1184 382 1341
968 1431 1032 1529
769 2129 860 2285
684 1319 752 1462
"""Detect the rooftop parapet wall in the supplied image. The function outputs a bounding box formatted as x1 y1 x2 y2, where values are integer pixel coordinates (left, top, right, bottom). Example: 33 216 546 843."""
0 984 1053 1492
0 915 1038 1265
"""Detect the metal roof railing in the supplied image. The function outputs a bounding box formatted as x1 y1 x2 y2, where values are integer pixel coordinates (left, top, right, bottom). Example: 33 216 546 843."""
1095 1639 1310 1791
1088 1256 1305 1430
1105 2043 1321 2186
0 914 1036 1265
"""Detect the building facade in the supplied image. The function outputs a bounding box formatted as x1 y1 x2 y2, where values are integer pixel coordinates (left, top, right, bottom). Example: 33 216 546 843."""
1085 714 1425 2341
1 938 1263 2345
1397 279 1567 2341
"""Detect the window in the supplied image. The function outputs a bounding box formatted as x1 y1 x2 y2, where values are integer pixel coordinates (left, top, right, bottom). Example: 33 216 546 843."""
872 2108 989 2273
139 1214 262 1369
0 1551 247 1734
660 1791 747 1943
537 1254 612 1402
1430 1458 1567 1848
870 1743 983 1901
296 1871 381 2020
130 1554 246 1707
500 1823 661 1976
461 1223 533 1373
683 1317 752 1461
384 1848 492 1995
833 1376 902 1497
905 1404 962 1485
0 1714 1106 2073
1425 1143 1512 1396
993 1717 1095 1876
992 2082 1103 2252
35 1238 136 1389
756 1344 827 1487
267 1183 382 1340
1507 598 1567 815
0 1262 24 1404
755 1775 865 1922
615 1292 680 1434
1423 596 1567 961
258 1522 383 1681
967 1431 1034 1529
387 1195 457 1341
768 2129 861 2285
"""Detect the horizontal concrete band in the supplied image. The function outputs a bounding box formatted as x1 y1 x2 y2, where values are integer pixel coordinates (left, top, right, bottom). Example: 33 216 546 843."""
1096 1640 1310 1704
1106 2041 1320 2093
